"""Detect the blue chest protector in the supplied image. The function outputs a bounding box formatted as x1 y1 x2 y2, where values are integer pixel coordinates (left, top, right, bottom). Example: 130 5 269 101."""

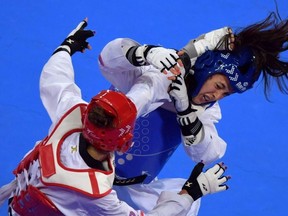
114 107 181 184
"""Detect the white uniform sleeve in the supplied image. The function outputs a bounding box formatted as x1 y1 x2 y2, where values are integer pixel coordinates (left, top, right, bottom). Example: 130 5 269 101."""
98 38 171 117
39 51 86 125
127 70 171 117
56 189 193 216
84 190 192 216
146 191 193 216
182 102 227 164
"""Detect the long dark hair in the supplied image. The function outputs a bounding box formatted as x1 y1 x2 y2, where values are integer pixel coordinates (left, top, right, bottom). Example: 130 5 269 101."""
220 12 288 98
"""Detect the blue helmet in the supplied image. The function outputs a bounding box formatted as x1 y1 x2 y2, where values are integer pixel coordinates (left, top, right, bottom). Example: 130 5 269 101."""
190 48 259 97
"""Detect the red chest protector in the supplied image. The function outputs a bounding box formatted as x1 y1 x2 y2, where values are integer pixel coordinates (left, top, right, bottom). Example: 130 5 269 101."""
11 104 115 215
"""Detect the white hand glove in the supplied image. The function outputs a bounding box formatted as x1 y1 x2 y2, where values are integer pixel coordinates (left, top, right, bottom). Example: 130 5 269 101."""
135 45 180 73
182 162 229 201
168 75 189 112
197 163 229 195
169 75 204 146
183 27 232 58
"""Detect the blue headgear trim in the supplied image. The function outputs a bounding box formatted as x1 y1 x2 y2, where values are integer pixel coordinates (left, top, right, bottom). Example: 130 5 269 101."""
191 49 258 97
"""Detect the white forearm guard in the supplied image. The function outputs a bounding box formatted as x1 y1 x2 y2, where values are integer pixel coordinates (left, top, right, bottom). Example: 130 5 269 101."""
177 111 204 146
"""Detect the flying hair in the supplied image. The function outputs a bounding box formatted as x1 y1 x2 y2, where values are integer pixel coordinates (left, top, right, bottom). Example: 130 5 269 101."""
217 10 288 99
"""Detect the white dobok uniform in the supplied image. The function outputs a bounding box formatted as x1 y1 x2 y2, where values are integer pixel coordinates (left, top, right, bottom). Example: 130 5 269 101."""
0 51 195 216
98 38 227 215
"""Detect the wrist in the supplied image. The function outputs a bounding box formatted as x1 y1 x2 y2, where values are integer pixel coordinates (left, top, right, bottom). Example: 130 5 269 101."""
126 45 151 66
134 45 147 65
53 45 71 56
178 189 189 195
175 102 189 113
182 181 203 201
177 105 195 116
136 45 159 64
182 39 198 59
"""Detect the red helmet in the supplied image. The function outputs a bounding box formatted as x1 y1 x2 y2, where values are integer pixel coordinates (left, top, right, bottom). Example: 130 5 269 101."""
82 90 137 153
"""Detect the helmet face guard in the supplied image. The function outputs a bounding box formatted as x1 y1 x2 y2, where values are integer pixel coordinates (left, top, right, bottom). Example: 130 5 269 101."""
191 49 259 98
82 90 137 153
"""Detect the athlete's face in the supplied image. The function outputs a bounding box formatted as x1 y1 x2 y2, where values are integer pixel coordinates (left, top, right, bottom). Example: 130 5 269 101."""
192 74 233 105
